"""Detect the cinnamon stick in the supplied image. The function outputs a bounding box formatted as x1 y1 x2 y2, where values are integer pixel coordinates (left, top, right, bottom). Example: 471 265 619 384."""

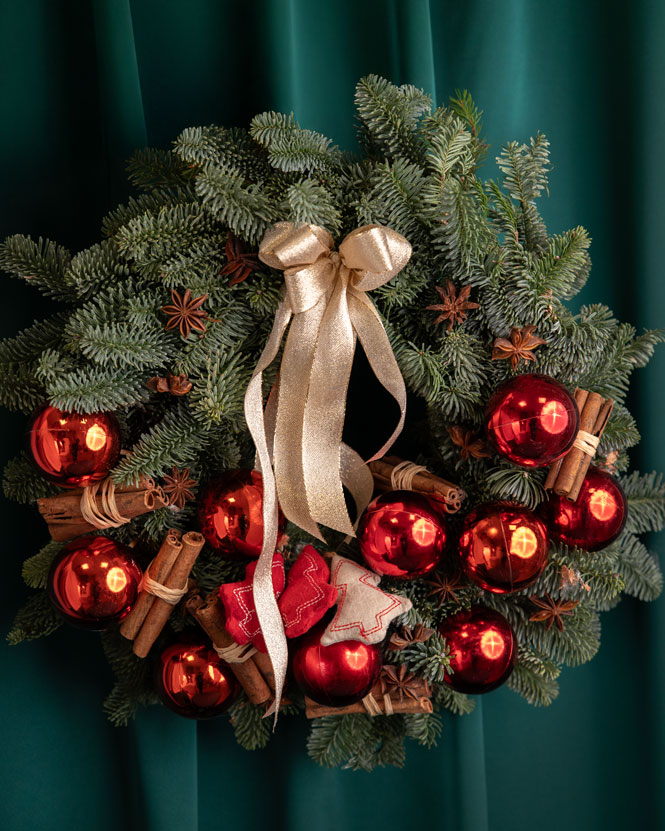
185 593 272 706
37 477 167 541
370 456 466 513
545 389 613 500
305 674 432 719
305 697 433 718
569 397 614 500
544 388 588 491
132 531 205 658
252 651 276 691
119 529 183 641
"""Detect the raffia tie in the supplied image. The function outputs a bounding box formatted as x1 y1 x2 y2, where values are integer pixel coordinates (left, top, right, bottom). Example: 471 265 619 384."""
140 565 188 605
213 642 258 664
362 692 394 717
80 477 162 530
573 430 600 457
245 222 412 723
390 460 428 491
80 478 130 529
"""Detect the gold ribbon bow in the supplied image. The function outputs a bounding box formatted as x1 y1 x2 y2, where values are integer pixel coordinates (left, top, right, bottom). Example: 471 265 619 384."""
244 222 411 721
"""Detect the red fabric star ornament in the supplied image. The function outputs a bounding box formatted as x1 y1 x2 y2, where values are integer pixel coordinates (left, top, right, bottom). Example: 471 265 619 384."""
278 546 338 638
320 555 412 646
218 553 285 652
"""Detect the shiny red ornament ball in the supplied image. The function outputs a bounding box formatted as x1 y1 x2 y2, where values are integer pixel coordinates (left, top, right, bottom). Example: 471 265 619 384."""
47 536 142 630
198 469 286 559
439 606 516 694
459 502 549 594
291 619 382 706
485 374 579 467
357 490 448 579
27 404 121 487
540 467 627 552
156 639 239 719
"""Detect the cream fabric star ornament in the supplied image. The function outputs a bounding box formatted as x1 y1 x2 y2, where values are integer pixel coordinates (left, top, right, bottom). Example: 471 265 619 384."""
320 555 412 646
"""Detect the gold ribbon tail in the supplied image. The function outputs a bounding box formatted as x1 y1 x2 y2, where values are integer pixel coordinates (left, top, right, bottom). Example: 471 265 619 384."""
244 298 292 726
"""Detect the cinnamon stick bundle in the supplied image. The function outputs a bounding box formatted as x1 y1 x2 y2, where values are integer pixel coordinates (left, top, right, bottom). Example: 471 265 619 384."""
185 592 272 706
305 676 432 719
37 477 167 541
370 455 466 513
545 389 613 501
120 529 183 641
132 531 205 658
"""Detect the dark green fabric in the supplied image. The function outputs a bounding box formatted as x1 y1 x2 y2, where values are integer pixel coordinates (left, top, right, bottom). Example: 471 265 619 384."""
1 1 663 829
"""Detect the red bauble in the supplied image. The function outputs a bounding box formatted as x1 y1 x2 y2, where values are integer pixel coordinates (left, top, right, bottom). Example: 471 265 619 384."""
485 374 579 467
291 619 382 706
47 536 142 630
27 404 121 487
198 469 286 558
459 502 549 594
439 606 516 694
540 467 627 552
357 490 448 579
156 639 239 719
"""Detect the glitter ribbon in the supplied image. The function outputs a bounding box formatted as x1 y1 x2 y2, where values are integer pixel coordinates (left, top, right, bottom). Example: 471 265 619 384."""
244 222 411 721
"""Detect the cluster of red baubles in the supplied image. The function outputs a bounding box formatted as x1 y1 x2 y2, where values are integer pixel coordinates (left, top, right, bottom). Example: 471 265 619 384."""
33 373 628 716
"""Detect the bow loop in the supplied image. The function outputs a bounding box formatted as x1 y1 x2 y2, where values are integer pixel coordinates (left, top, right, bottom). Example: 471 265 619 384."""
246 220 411 725
340 225 412 291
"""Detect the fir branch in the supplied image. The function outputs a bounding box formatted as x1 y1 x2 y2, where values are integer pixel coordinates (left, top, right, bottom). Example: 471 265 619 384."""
483 466 547 509
42 364 147 413
101 630 159 726
307 714 375 768
66 240 132 298
250 112 340 173
3 453 60 503
7 592 63 644
621 471 665 534
126 147 195 191
0 235 73 299
229 699 271 750
21 542 63 588
612 533 663 601
403 711 443 748
111 405 208 485
74 323 175 370
0 364 46 413
279 180 342 235
506 647 561 706
0 312 69 364
195 166 276 244
355 75 431 160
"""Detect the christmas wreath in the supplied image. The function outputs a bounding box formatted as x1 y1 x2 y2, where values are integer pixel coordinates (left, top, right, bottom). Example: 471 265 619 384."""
2 75 663 771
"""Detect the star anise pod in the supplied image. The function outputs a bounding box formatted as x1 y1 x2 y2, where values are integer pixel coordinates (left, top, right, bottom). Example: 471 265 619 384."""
380 665 420 702
425 570 464 606
529 594 580 631
162 467 198 509
146 373 193 396
388 623 435 651
492 325 546 370
447 425 491 461
219 234 260 286
426 281 480 330
161 289 210 339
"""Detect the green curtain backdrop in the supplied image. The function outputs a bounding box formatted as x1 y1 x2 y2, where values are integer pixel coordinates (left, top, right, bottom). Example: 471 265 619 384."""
1 1 664 829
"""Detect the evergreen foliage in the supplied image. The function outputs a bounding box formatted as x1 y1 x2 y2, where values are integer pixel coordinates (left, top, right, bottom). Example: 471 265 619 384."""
1 75 662 769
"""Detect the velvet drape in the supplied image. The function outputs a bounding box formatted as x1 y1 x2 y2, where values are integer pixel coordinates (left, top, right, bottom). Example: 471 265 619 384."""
2 2 663 829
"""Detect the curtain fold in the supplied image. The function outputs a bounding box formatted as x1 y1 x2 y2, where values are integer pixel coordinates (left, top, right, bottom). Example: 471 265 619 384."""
1 2 663 830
